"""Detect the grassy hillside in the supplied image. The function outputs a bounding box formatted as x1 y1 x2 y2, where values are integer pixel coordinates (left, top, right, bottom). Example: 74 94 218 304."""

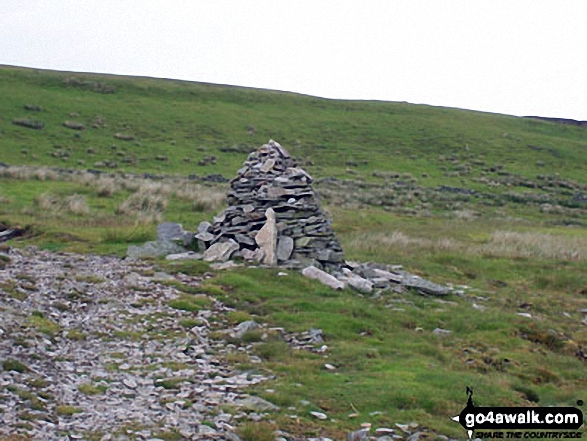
1 65 586 439
1 65 586 185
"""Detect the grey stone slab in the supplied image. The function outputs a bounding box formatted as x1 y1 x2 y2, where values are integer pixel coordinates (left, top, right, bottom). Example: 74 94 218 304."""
276 236 294 261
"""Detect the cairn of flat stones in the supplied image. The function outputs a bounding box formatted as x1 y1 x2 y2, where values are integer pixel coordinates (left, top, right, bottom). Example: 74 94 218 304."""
197 140 344 271
127 141 452 296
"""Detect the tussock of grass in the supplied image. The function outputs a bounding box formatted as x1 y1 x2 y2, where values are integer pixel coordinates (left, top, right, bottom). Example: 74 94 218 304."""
482 231 587 261
155 377 187 390
168 295 212 312
55 405 82 416
35 192 61 211
176 184 226 210
255 338 291 361
0 165 59 181
2 359 29 373
240 329 264 343
67 329 87 341
238 422 275 441
78 383 108 395
350 230 587 261
117 190 168 219
65 194 90 215
34 192 90 215
28 314 61 336
349 231 462 254
102 225 153 244
95 177 119 197
226 310 252 324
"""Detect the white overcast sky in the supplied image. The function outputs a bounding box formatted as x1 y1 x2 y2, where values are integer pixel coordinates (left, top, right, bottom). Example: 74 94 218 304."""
2 0 587 120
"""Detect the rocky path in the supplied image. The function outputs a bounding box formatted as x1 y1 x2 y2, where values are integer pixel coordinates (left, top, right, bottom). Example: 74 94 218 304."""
0 247 272 440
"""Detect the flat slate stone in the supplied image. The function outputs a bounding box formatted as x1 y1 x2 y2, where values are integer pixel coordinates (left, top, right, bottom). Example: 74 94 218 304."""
203 239 239 262
195 231 215 242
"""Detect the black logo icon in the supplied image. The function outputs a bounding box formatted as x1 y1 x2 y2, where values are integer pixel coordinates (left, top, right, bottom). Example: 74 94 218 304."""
452 387 583 439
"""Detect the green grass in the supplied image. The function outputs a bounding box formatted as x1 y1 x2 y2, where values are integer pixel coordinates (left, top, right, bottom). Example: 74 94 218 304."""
155 378 188 390
55 405 82 416
78 383 108 396
2 359 29 373
198 264 586 438
168 294 213 312
28 314 61 337
238 422 275 441
0 65 586 438
0 65 586 186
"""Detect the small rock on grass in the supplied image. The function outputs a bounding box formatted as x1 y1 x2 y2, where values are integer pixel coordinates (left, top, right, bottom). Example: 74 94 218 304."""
310 411 328 420
432 328 451 336
233 320 259 338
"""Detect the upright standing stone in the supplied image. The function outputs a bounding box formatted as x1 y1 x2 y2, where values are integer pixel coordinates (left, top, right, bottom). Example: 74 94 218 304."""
255 208 277 266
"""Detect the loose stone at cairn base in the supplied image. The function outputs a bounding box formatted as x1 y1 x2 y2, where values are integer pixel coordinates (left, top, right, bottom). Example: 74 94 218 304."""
203 239 239 262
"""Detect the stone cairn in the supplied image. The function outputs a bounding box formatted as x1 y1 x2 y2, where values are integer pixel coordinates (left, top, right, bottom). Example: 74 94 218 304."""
129 140 451 296
196 140 344 272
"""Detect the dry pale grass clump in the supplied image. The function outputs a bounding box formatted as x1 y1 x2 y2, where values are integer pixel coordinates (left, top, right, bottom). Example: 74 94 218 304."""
136 181 173 196
175 184 226 212
117 189 168 224
65 194 90 215
0 165 59 181
135 211 164 224
1 166 57 181
0 165 36 180
348 231 463 254
35 193 61 211
34 168 59 181
480 231 587 261
70 171 100 187
350 230 587 262
34 193 90 215
94 177 122 197
451 209 481 221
